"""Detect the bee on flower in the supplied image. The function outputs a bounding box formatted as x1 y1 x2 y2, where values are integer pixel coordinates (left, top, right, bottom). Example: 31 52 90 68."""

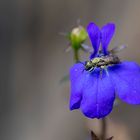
69 22 140 119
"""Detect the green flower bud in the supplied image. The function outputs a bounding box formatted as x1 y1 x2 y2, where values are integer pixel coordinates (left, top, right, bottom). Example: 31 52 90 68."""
70 26 87 50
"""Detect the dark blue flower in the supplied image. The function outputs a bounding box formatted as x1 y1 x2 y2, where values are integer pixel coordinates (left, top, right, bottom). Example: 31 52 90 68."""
69 22 140 119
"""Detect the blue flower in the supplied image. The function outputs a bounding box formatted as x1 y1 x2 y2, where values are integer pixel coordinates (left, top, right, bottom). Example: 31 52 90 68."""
69 22 140 119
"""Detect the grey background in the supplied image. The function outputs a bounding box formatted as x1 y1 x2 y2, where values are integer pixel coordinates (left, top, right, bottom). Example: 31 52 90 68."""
1 0 140 140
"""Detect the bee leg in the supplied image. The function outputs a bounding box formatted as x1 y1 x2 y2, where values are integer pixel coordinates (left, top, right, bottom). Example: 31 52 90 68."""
100 69 102 79
101 66 109 76
89 67 95 72
100 66 107 79
104 66 109 76
100 66 104 79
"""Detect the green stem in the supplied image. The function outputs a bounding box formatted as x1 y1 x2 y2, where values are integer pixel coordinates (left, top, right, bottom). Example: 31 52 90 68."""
74 49 80 63
101 118 107 140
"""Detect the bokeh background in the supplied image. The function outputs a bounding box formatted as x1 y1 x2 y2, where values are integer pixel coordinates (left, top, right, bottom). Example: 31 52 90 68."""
1 0 140 140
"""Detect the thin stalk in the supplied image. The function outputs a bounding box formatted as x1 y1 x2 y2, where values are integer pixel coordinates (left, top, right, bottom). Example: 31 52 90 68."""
74 49 79 63
101 118 107 140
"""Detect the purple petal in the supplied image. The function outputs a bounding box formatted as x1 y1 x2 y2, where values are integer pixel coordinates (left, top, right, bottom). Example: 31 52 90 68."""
87 22 101 59
101 23 115 55
69 63 85 110
80 70 115 119
108 61 140 104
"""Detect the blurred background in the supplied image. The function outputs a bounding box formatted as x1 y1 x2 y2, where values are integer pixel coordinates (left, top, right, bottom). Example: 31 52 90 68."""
1 0 140 140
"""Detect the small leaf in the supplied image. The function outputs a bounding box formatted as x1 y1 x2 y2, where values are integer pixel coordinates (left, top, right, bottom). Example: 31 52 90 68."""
91 131 100 140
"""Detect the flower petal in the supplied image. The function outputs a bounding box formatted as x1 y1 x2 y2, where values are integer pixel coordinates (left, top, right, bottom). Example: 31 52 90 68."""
69 63 85 110
101 23 115 55
87 22 101 59
80 70 115 119
108 61 140 104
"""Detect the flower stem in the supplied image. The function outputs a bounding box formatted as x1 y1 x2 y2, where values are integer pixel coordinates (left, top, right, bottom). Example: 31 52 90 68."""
101 118 107 140
74 49 80 63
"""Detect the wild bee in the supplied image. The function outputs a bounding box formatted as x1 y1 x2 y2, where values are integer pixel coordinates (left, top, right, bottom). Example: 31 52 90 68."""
84 54 120 72
83 45 126 72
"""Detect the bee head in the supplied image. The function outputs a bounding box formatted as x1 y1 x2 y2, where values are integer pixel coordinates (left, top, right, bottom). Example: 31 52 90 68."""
85 61 94 71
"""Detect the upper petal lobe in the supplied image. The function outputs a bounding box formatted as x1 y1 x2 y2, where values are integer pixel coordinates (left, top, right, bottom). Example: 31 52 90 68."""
87 22 101 59
101 23 115 55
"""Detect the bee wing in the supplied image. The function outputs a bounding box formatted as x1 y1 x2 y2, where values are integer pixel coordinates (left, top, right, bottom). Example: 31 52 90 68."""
81 44 93 53
110 45 127 54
